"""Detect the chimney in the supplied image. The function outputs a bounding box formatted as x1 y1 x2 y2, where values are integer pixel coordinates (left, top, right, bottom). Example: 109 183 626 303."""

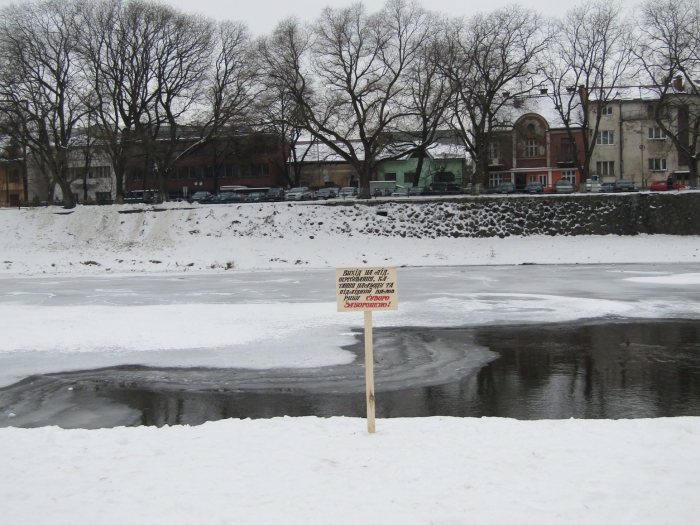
673 75 684 91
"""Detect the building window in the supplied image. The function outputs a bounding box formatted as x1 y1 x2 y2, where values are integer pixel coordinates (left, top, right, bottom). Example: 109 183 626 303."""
489 173 503 187
539 174 548 185
384 173 397 182
648 127 666 139
489 142 501 162
561 170 576 183
596 161 615 176
647 104 656 119
525 140 539 157
596 131 614 145
130 169 143 181
648 158 667 171
403 172 416 184
9 170 20 184
224 164 238 178
95 191 111 201
601 106 613 115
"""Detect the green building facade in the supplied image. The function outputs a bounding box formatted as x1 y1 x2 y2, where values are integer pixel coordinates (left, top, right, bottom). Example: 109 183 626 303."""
375 150 468 187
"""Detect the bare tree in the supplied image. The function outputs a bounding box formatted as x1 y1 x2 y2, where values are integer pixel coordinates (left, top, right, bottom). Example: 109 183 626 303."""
637 0 700 187
79 0 169 204
543 0 634 184
403 21 454 187
0 0 91 208
440 6 547 193
260 1 434 198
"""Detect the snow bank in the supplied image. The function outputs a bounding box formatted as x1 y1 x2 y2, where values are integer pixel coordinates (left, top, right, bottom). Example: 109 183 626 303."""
1 416 698 524
1 203 699 276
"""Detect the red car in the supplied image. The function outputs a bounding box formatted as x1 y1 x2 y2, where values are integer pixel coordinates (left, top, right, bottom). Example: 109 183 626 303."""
650 181 686 191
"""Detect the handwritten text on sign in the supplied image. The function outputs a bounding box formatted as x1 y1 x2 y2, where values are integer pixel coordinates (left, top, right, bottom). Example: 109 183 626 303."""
336 267 398 312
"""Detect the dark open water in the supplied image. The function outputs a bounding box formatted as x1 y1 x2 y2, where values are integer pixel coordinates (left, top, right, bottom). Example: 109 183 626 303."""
2 319 700 428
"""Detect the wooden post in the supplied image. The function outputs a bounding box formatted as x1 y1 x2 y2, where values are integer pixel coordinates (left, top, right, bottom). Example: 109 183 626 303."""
364 310 375 433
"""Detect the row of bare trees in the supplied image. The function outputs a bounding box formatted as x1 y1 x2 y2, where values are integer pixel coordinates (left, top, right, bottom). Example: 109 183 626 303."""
1 0 699 206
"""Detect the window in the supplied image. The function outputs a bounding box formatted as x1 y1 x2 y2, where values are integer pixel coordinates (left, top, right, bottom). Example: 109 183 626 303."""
647 104 656 119
9 170 19 184
384 173 397 182
539 174 548 185
204 167 213 179
130 169 143 181
561 170 576 183
224 164 238 178
601 106 613 115
648 158 667 171
648 127 666 139
238 164 250 178
596 161 615 176
403 172 416 184
95 191 111 201
596 131 614 145
250 164 262 177
489 142 501 162
489 173 503 187
525 139 539 157
262 164 270 177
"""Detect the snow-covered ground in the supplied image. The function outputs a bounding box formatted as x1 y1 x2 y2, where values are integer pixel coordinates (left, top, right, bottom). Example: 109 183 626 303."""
1 203 700 523
3 416 699 524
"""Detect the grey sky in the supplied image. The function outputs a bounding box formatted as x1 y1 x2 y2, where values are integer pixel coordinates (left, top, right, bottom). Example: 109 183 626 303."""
0 0 644 36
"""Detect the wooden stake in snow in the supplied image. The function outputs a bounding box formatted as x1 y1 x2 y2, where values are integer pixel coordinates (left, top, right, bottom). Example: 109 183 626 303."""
336 267 398 434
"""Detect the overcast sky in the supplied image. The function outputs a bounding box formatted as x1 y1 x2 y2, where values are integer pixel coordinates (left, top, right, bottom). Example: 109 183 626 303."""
0 0 645 36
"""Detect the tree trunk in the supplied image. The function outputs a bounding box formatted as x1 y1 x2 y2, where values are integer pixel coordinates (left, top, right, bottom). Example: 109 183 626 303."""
413 149 426 188
57 178 75 208
358 164 372 199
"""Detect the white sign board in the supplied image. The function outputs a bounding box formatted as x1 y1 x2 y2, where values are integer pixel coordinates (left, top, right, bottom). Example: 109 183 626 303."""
335 267 398 312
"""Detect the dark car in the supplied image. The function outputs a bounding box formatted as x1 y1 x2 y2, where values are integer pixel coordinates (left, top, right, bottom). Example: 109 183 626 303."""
216 192 246 204
315 188 338 199
486 182 515 194
613 179 638 192
408 186 433 196
338 187 359 198
246 191 267 203
523 181 544 194
600 182 615 193
190 191 215 203
430 183 464 195
262 187 286 202
391 187 410 197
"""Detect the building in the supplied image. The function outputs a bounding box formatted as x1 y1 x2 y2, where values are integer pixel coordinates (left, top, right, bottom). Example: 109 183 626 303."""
487 103 584 190
588 87 699 188
293 136 470 190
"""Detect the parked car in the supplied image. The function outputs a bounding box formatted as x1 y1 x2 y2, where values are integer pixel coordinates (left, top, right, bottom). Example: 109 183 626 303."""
285 187 312 201
391 187 410 197
409 186 433 196
430 183 463 195
600 182 615 193
523 181 544 194
650 181 686 191
246 191 267 203
217 192 246 204
262 187 286 202
585 175 602 193
486 182 515 194
190 191 215 203
554 179 575 194
338 187 359 198
315 188 338 199
613 179 638 192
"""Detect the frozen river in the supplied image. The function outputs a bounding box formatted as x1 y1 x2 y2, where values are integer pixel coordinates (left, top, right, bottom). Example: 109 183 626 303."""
1 263 700 427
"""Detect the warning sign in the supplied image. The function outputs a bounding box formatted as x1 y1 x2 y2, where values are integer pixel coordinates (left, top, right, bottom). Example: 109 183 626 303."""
335 267 398 312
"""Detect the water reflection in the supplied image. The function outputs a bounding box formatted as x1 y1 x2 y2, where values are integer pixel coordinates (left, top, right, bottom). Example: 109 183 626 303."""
2 319 700 428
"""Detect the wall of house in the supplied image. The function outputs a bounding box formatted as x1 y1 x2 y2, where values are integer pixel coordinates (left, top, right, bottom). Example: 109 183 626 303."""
0 161 24 206
376 157 466 187
590 99 693 188
298 163 358 189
